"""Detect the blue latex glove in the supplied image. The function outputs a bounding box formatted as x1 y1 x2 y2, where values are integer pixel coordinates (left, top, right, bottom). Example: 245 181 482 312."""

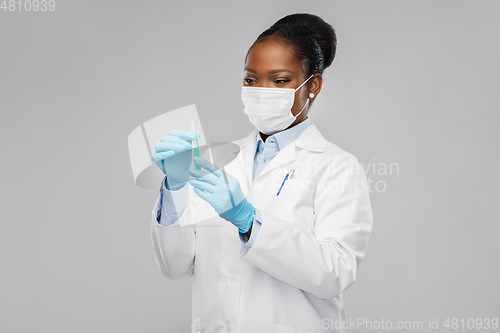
152 130 197 191
188 156 255 233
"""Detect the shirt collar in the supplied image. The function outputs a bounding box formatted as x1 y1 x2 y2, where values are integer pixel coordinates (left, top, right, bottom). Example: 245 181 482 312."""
255 117 311 151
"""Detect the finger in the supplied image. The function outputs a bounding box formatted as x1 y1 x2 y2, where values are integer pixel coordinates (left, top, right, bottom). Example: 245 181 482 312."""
188 168 220 185
152 150 175 163
188 178 217 194
193 156 223 178
163 135 194 148
193 187 212 203
187 168 210 178
155 141 191 154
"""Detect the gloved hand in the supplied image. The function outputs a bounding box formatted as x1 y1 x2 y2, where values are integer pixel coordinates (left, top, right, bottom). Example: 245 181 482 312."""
152 130 197 191
188 156 255 233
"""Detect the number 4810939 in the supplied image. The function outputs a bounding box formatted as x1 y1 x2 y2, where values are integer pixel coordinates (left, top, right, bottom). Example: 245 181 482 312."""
1 0 56 11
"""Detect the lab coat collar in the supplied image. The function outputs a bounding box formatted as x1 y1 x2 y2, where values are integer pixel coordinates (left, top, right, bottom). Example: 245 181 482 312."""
257 118 311 152
237 123 328 184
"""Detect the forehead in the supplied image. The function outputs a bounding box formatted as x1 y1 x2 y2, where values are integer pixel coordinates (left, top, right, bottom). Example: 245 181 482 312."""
245 38 302 73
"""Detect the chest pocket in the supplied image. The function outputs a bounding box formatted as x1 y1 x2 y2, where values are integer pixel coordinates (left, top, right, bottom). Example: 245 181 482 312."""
266 177 316 232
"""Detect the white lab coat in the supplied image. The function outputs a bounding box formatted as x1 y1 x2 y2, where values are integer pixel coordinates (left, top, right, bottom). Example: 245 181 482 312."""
151 124 373 333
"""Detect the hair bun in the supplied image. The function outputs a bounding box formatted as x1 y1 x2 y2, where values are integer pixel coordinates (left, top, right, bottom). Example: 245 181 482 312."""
272 13 337 69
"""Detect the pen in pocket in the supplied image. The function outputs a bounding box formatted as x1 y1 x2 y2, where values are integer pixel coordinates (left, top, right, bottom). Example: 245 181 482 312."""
277 169 295 196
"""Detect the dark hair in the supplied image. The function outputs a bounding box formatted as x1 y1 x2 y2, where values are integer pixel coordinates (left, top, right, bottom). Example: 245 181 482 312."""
247 13 337 78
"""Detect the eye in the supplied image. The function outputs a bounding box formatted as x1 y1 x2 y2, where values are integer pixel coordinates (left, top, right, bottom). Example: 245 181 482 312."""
244 78 257 85
274 79 291 85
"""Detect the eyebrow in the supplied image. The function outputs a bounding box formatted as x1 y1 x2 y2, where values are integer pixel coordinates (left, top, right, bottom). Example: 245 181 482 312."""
244 68 294 74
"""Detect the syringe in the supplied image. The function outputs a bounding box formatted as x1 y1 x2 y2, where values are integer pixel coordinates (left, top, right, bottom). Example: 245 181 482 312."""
191 121 201 170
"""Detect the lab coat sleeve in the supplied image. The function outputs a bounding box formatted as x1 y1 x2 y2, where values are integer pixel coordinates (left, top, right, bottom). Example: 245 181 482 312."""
157 176 189 226
239 217 262 255
151 176 196 281
240 153 373 300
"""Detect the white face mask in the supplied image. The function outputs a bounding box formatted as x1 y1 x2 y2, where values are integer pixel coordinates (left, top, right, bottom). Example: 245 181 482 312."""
241 74 314 135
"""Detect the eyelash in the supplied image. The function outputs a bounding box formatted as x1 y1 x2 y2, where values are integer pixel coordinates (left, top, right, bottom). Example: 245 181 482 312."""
275 79 291 84
243 78 291 85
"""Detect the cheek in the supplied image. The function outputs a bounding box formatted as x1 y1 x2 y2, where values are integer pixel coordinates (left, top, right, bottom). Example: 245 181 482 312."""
292 92 308 114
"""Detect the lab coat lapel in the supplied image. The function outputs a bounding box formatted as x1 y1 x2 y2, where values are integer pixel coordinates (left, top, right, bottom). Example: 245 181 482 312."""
295 124 328 153
253 142 296 181
253 124 328 181
236 124 328 186
236 129 258 187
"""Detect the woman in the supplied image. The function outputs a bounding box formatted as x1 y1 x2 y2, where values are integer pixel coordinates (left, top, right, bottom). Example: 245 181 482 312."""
151 13 373 333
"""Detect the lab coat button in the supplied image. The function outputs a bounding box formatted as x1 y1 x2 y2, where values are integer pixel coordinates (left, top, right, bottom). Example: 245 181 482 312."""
230 273 237 283
226 321 234 332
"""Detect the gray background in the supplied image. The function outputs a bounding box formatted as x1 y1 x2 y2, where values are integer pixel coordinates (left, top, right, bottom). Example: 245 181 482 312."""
1 1 499 332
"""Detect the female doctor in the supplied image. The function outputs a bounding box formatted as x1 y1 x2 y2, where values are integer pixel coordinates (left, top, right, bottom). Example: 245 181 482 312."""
151 13 373 333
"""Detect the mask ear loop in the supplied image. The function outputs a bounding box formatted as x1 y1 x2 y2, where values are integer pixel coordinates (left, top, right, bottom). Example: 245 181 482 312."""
294 74 315 92
294 98 309 119
293 74 314 119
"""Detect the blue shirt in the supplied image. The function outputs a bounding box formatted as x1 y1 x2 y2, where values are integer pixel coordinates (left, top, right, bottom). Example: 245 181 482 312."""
238 118 311 254
157 118 312 254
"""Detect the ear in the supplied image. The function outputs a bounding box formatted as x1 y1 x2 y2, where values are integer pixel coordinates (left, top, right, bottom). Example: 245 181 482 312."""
308 74 323 99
